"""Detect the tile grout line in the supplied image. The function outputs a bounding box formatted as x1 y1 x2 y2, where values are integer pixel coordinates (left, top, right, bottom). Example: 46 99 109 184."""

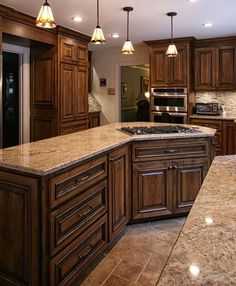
134 252 153 284
100 257 123 286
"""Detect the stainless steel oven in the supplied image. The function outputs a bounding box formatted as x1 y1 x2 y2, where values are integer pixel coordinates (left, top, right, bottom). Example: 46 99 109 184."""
150 112 187 124
151 87 187 113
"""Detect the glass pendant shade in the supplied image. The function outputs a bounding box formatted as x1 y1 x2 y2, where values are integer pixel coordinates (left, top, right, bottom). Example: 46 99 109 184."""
91 25 106 44
36 0 56 29
91 0 106 44
121 40 134 54
166 12 178 57
166 43 178 57
122 7 134 55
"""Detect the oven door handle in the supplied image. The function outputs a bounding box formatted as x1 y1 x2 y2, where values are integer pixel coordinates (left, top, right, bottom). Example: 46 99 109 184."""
167 112 187 117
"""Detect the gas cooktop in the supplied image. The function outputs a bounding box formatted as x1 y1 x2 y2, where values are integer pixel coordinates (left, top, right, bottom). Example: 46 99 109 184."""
119 125 200 135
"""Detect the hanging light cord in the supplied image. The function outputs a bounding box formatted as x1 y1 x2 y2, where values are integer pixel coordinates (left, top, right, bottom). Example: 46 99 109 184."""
97 0 100 26
171 15 173 43
127 11 130 41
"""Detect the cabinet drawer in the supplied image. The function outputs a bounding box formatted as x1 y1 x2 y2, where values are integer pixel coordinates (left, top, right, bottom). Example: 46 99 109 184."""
132 140 209 162
50 214 108 286
50 180 107 256
49 155 107 208
60 120 88 135
190 119 222 131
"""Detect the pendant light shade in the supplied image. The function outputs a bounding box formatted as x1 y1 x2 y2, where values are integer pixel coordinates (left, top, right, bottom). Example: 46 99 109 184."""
36 0 56 29
166 12 178 57
122 7 134 55
91 0 106 44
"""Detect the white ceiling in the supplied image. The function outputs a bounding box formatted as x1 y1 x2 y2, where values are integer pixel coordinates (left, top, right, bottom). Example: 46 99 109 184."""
1 0 236 51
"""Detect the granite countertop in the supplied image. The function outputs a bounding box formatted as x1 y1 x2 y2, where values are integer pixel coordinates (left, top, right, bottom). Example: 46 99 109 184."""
88 94 102 113
0 122 215 176
157 155 236 285
190 114 236 121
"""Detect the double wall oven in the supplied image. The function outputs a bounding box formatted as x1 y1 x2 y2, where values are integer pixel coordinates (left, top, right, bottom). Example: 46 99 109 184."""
150 87 188 124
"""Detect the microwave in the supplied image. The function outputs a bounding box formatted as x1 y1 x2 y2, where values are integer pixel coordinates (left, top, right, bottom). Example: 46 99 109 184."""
195 103 219 115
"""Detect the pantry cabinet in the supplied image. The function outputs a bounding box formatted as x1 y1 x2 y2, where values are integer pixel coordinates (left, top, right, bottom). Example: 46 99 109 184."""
195 45 236 90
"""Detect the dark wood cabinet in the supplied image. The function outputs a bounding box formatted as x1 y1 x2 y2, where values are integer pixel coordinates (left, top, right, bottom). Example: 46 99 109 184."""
222 120 236 155
149 44 188 87
108 145 129 241
172 158 208 213
88 112 100 128
195 47 215 90
58 34 89 135
195 45 236 90
132 160 172 220
190 118 236 156
131 138 212 221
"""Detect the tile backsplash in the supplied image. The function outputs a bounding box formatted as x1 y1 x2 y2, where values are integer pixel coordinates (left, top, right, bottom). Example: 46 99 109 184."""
195 92 236 115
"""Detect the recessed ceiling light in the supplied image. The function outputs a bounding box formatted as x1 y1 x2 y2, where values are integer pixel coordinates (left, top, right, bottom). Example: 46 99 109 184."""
203 22 213 27
187 0 198 2
72 16 82 22
111 33 120 38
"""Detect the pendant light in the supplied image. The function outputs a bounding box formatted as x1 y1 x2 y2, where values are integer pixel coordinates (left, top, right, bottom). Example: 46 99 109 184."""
36 0 56 29
122 7 134 55
91 0 106 44
166 12 178 57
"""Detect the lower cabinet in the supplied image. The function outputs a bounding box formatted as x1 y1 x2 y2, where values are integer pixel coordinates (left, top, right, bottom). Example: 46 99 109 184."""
132 161 172 220
132 157 209 220
172 158 208 213
108 145 129 241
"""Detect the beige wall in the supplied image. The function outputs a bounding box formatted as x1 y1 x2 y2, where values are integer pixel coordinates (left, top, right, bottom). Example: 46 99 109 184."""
92 44 149 124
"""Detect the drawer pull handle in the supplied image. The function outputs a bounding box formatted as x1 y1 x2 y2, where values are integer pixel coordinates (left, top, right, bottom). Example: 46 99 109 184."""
78 244 92 259
164 149 178 154
173 165 178 170
76 174 90 183
77 206 92 217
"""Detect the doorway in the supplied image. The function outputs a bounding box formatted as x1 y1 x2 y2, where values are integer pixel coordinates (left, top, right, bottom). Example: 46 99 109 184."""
3 52 19 147
1 43 30 148
120 65 149 122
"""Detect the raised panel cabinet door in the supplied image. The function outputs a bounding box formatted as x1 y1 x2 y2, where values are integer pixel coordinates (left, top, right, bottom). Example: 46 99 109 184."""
74 66 88 118
170 46 187 86
195 47 215 90
76 43 88 66
216 46 235 89
108 145 129 241
0 171 40 286
60 63 75 121
132 160 172 220
60 36 76 62
150 47 169 86
222 120 236 155
172 158 208 213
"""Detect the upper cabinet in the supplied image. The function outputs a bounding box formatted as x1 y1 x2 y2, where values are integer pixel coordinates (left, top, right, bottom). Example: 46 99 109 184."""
195 45 236 90
146 38 194 88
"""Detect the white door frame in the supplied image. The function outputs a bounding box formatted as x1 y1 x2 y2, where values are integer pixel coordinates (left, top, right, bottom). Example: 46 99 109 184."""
115 60 148 122
1 43 30 147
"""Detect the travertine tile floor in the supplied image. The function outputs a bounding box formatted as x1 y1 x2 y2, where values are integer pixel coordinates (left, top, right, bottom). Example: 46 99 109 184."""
81 217 186 286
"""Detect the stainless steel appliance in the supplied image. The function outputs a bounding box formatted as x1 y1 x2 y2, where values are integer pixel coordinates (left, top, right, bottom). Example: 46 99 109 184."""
119 125 199 135
195 102 219 115
150 87 188 124
150 111 187 124
151 87 187 112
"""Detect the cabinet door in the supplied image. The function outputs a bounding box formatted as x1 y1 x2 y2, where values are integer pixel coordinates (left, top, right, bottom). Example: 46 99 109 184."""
150 47 169 86
132 161 172 220
108 146 129 241
60 63 75 121
216 46 235 89
195 47 215 90
170 46 187 86
172 158 208 213
74 66 88 118
76 43 88 66
222 120 236 155
60 36 76 63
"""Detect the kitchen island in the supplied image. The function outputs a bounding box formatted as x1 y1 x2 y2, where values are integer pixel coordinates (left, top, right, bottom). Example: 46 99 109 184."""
0 122 215 286
157 155 236 285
